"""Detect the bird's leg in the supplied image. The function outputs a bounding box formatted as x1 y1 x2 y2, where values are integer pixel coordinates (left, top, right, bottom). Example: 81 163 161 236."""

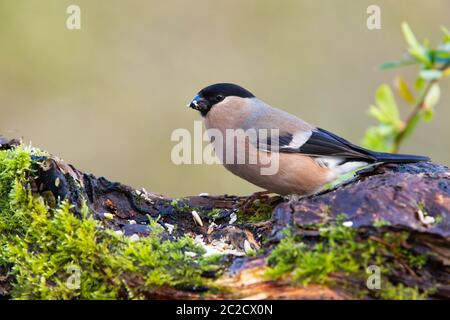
284 194 305 204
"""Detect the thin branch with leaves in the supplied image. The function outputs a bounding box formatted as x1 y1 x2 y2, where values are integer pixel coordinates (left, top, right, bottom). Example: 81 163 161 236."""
363 23 450 153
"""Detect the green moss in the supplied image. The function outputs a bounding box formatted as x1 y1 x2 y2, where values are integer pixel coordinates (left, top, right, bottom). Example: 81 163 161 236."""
0 146 216 299
170 198 191 211
198 254 227 277
170 199 180 208
237 199 273 224
265 215 431 299
266 217 377 285
372 218 391 227
433 214 444 225
379 283 430 300
205 208 222 220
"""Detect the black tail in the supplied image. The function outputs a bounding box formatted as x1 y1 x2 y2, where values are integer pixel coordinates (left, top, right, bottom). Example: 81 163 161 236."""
307 128 430 164
370 151 430 163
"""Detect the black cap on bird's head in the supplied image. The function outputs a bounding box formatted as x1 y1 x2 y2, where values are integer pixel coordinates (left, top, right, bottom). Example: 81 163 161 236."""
188 83 255 116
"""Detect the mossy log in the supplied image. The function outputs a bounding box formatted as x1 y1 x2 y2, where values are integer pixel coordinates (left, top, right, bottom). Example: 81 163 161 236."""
0 138 449 299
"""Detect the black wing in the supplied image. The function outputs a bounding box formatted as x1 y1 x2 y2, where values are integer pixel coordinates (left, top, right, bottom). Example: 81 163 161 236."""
253 127 428 164
279 128 377 162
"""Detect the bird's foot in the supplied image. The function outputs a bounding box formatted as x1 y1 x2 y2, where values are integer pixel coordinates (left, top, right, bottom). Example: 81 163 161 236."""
284 194 305 204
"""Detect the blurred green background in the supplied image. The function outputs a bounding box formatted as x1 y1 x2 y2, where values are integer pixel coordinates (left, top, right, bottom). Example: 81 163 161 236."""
0 0 449 197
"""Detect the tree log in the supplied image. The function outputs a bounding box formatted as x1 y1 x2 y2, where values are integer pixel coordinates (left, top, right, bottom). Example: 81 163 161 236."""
0 138 448 299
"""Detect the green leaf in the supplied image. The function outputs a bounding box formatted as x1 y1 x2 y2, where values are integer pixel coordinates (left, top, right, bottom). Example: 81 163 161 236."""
362 126 396 152
362 127 385 152
434 49 450 64
441 26 450 43
394 76 415 104
415 77 426 91
380 59 416 70
402 22 431 66
402 22 421 50
422 108 434 122
424 83 440 109
368 105 390 123
437 43 450 53
375 84 401 125
419 69 442 80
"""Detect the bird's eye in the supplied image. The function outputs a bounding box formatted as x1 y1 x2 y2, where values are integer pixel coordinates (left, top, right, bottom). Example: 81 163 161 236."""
215 95 224 102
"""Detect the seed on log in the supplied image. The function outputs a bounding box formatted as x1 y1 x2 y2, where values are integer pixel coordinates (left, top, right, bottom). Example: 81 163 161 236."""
229 213 237 225
342 221 353 227
103 212 114 220
165 223 175 234
417 209 435 225
192 210 203 226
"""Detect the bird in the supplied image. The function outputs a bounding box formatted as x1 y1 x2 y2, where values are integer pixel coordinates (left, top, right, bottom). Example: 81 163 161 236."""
188 83 430 196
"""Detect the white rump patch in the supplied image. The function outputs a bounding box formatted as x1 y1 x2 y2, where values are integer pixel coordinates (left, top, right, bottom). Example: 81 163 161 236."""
334 161 369 175
315 157 344 169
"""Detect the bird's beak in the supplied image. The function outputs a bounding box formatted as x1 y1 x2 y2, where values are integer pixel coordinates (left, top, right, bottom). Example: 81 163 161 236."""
188 94 209 113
